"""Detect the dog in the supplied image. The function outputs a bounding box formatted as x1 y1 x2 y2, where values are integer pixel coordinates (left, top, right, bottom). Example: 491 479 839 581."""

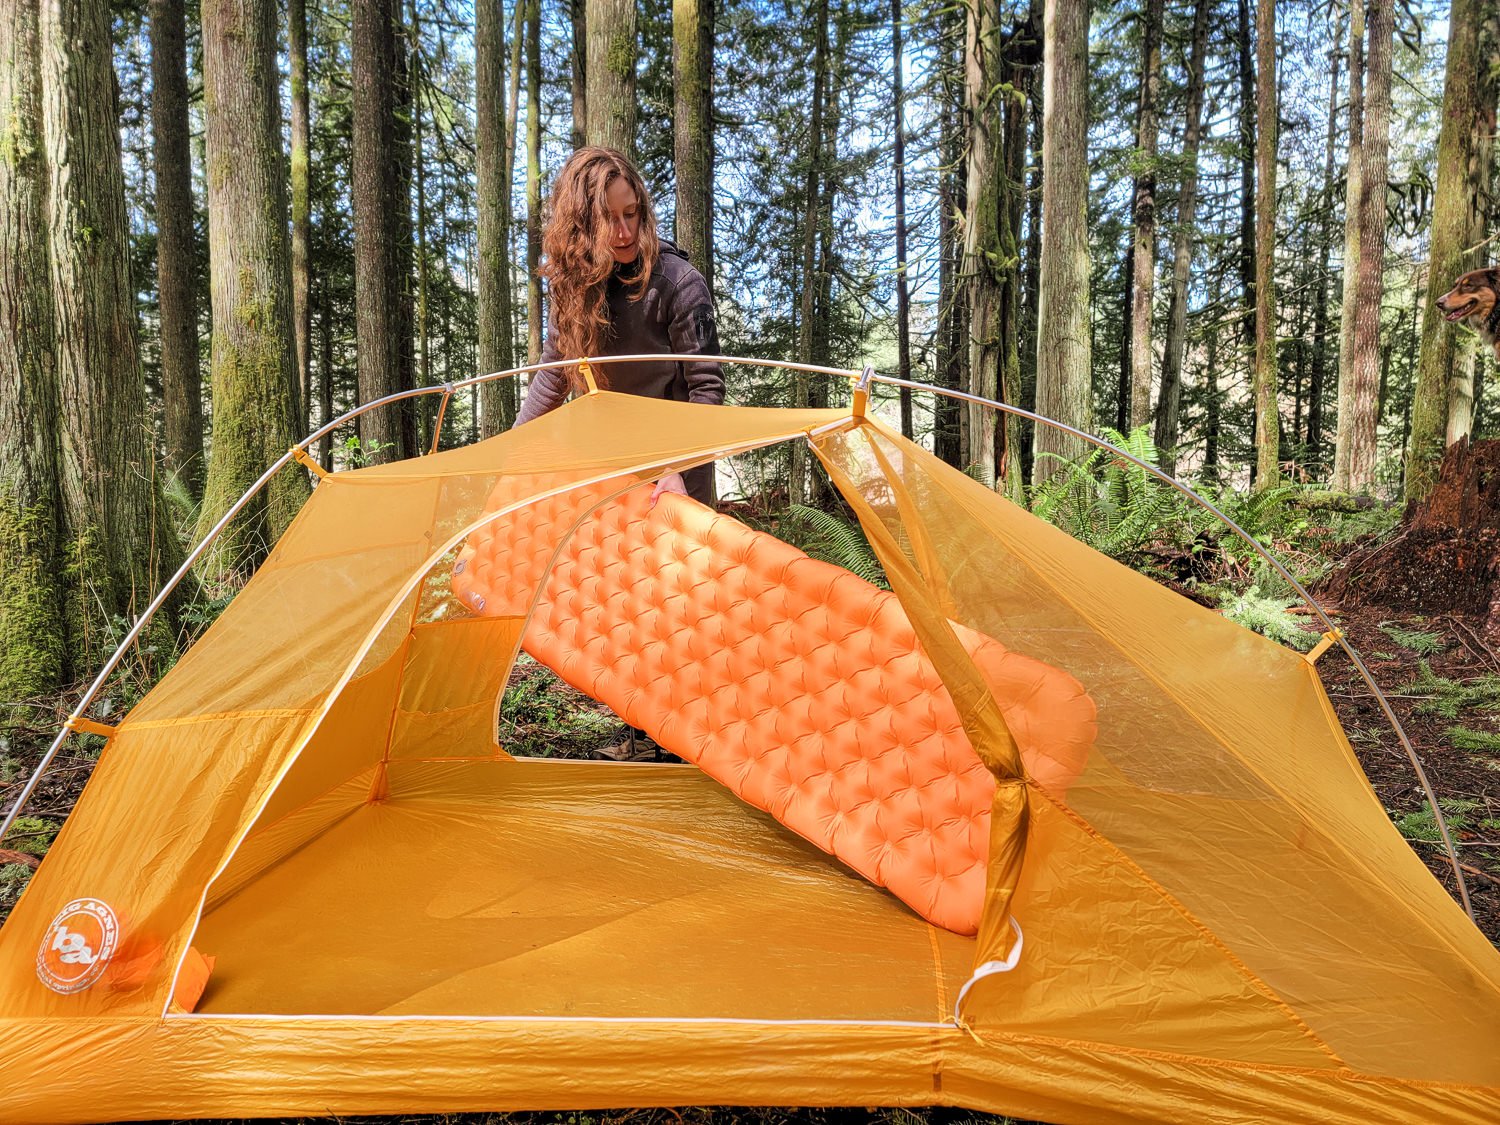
1435 267 1500 362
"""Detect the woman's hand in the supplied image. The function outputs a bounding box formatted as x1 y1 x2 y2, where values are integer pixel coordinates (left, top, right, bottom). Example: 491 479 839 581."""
649 472 688 507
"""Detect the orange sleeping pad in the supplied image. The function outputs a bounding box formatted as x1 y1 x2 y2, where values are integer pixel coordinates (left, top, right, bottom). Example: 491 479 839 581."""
452 484 1096 935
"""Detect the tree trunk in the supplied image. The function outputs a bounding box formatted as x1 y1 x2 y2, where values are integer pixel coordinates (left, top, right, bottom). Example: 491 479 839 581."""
934 1 964 468
1451 21 1497 445
1205 324 1220 472
527 0 543 365
585 0 636 157
1155 0 1209 476
477 0 517 436
150 0 203 494
0 0 67 706
318 263 334 470
1408 0 1488 500
198 0 309 570
1236 0 1256 367
43 0 185 647
1129 0 1164 429
791 0 829 506
289 0 311 442
410 3 431 449
996 8 1036 493
891 0 912 437
1334 0 1365 490
570 0 587 149
353 0 403 462
1252 0 1279 488
1034 0 1092 483
392 13 418 457
1347 0 1393 492
674 0 714 290
1116 239 1132 433
963 0 1002 484
1308 20 1341 472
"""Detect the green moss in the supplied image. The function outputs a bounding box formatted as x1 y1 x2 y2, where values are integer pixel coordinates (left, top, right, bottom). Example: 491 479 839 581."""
0 491 67 711
607 30 635 80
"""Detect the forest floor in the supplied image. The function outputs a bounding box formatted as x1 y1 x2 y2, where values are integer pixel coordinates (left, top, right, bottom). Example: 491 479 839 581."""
2 511 1498 1125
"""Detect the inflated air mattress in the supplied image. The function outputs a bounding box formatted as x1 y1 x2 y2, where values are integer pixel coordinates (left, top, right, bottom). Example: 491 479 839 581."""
452 484 1096 934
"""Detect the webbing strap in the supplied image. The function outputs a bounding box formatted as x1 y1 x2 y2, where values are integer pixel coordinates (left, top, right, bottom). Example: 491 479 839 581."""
1304 629 1343 665
65 716 118 738
290 446 330 479
579 358 600 394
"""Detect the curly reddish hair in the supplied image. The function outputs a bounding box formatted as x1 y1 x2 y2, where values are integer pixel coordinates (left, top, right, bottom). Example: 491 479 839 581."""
540 147 660 392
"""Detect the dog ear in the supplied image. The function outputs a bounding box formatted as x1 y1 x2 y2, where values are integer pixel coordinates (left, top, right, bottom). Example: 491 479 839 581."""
1488 267 1500 287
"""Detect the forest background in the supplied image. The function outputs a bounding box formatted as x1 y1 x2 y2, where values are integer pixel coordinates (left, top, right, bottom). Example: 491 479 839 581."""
3 0 1500 1016
2 2 1500 1123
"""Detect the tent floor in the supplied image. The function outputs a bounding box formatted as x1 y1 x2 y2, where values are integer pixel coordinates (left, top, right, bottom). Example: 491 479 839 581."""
195 758 974 1021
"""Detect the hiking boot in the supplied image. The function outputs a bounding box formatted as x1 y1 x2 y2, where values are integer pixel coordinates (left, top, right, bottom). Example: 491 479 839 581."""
594 726 659 762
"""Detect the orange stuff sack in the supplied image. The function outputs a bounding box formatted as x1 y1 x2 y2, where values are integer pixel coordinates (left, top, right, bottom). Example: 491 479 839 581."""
452 485 1096 935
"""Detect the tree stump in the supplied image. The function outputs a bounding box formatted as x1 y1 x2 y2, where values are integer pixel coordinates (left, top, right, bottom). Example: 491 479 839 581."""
1319 438 1500 633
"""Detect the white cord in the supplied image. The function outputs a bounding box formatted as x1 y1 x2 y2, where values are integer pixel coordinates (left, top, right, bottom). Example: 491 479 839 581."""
953 916 1024 1025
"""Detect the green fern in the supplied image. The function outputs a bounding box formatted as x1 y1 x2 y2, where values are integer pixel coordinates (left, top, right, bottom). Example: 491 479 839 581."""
1391 798 1481 843
1378 621 1446 656
1217 586 1317 650
1397 662 1500 720
1447 726 1500 754
779 505 889 589
1028 426 1192 562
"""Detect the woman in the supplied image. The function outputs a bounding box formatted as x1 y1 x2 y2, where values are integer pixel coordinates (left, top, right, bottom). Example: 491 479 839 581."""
517 147 724 505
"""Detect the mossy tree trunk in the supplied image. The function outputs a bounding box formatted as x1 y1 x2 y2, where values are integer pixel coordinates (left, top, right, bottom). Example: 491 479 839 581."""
1033 0 1092 484
42 0 185 660
1306 18 1341 473
673 0 714 291
1407 0 1489 502
1450 13 1497 445
0 0 68 709
477 0 516 436
965 3 1035 494
150 0 203 496
289 0 312 440
1333 0 1365 491
353 0 405 462
1252 0 1279 489
1346 0 1393 493
1128 0 1163 431
1236 0 1255 368
585 0 635 158
197 0 309 573
1154 0 1209 477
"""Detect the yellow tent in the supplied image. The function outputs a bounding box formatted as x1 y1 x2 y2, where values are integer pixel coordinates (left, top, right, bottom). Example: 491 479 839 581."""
2 390 1497 1125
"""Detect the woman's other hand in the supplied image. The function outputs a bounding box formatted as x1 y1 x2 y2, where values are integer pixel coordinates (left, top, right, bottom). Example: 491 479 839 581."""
649 472 688 507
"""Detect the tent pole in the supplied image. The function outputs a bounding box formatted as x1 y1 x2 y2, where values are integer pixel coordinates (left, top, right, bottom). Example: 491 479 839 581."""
13 353 1463 922
0 360 857 843
867 372 1475 922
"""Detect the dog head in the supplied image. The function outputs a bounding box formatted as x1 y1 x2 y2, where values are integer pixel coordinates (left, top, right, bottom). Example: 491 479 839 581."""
1436 267 1500 325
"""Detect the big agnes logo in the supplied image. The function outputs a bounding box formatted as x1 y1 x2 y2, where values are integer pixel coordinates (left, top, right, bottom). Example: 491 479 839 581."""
36 898 120 995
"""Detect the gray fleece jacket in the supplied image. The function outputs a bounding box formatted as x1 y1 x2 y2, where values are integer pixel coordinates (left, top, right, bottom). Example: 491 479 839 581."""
515 240 725 425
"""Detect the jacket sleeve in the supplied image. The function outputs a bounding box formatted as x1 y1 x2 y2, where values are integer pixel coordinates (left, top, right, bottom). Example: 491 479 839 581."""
515 315 572 425
665 270 725 406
